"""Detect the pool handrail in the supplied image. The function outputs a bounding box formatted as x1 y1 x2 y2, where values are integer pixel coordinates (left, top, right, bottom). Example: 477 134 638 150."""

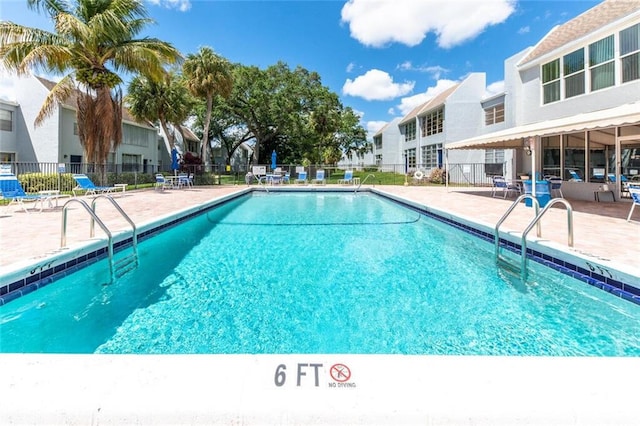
355 174 375 193
61 198 115 279
520 198 574 280
90 195 138 259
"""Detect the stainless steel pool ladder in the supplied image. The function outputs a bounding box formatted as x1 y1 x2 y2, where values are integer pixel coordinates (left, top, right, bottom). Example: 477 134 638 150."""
355 174 375 193
61 196 138 282
495 196 574 281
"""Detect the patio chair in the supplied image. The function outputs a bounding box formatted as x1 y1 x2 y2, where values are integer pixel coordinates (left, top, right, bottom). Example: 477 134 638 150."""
312 169 326 185
338 170 354 185
178 172 192 189
155 174 170 191
548 177 564 198
568 169 583 182
295 171 307 185
627 187 640 222
491 176 520 198
0 173 43 213
72 174 120 196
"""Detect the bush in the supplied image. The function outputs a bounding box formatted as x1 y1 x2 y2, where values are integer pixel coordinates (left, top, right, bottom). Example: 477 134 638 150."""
18 173 76 193
428 168 448 184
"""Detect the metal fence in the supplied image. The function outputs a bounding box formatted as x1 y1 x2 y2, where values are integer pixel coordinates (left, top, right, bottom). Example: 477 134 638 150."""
1 161 499 192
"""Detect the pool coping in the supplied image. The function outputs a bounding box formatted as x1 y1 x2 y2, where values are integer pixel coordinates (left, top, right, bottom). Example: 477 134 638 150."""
1 186 639 306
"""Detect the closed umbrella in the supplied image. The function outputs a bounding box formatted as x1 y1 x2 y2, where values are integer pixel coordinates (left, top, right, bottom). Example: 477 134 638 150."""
271 150 277 170
171 147 179 175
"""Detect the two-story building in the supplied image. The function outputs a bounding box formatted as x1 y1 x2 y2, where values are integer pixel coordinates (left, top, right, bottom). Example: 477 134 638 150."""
448 0 640 200
0 74 170 173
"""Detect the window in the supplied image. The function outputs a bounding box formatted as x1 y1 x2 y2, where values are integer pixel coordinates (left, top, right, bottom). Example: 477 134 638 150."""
563 48 585 98
620 23 640 83
122 154 141 172
405 148 416 168
122 124 152 147
404 121 416 141
421 107 444 136
0 109 13 131
484 103 504 125
374 135 382 149
375 154 382 166
421 144 442 168
542 59 560 104
589 35 615 91
484 149 504 164
73 122 78 135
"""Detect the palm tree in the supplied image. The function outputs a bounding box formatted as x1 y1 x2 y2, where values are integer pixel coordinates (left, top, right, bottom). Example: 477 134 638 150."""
0 0 181 183
126 70 193 153
182 46 233 170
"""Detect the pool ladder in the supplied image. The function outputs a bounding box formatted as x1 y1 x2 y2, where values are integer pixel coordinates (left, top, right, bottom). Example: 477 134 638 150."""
61 195 138 282
495 196 573 281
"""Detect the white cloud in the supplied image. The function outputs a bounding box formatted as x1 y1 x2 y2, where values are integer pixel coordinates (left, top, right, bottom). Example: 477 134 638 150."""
518 26 530 35
367 121 388 135
397 79 457 116
485 80 505 97
346 62 356 73
147 0 191 12
343 69 414 101
387 107 396 115
341 0 515 48
397 61 449 79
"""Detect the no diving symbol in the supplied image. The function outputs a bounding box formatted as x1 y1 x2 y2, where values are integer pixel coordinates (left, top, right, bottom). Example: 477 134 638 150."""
330 363 351 382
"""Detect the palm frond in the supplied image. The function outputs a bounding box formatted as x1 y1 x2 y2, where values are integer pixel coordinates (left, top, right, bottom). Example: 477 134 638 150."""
34 74 75 126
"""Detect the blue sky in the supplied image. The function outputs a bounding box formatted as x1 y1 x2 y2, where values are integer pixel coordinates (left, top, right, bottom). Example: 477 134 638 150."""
1 0 599 137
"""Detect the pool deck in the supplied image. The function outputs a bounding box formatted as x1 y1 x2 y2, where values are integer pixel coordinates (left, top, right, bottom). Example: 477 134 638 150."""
1 184 640 425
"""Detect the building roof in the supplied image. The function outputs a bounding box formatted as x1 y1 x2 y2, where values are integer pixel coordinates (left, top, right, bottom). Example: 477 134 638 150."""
181 126 199 142
34 76 153 128
398 84 460 126
518 0 640 66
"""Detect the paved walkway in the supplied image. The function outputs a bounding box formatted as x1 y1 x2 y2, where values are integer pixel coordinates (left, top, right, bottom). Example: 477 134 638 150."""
1 184 638 278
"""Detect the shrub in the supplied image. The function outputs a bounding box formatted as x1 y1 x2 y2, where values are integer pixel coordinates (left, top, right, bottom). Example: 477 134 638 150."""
428 168 448 184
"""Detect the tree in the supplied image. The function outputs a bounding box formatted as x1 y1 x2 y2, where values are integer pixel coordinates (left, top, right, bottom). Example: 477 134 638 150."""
0 0 181 183
217 62 368 165
182 46 233 170
126 70 193 152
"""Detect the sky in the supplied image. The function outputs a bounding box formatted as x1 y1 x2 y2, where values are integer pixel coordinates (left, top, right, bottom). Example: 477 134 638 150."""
0 0 600 138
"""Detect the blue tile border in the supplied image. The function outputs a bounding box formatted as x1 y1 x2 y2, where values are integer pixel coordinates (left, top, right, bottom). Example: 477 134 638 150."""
1 189 639 306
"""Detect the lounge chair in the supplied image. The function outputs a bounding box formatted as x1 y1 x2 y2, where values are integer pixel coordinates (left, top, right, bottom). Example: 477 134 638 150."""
0 173 43 213
628 187 640 222
491 176 520 198
295 171 307 185
72 173 122 196
338 170 354 185
312 169 326 185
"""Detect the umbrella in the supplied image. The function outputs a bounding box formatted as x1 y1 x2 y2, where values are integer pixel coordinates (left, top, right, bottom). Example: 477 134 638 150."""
271 150 277 170
171 147 179 175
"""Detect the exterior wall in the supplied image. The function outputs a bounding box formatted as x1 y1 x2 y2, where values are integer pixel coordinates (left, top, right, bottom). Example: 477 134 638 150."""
0 100 19 160
59 107 83 163
378 118 402 168
441 73 486 146
14 75 60 162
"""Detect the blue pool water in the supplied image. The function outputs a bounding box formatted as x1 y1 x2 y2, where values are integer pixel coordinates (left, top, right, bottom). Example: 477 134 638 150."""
1 192 640 355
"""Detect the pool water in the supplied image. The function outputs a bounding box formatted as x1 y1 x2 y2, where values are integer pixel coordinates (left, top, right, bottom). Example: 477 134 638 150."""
1 192 640 355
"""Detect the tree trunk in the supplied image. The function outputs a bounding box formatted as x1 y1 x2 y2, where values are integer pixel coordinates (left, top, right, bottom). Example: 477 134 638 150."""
201 96 214 171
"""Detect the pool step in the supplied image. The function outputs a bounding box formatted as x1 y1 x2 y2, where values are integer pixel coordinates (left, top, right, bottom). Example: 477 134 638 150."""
114 254 138 279
497 254 520 277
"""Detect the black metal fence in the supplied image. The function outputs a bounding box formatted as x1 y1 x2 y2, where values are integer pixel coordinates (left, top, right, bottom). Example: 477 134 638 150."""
1 161 499 192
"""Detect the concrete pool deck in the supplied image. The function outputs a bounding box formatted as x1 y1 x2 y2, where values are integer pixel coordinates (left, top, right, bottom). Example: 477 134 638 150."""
1 184 640 425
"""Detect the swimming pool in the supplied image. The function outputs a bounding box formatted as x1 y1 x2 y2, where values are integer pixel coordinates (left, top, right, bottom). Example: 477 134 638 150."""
1 191 639 355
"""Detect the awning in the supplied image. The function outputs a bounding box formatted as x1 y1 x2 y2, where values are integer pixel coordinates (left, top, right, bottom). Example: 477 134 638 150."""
447 101 640 150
